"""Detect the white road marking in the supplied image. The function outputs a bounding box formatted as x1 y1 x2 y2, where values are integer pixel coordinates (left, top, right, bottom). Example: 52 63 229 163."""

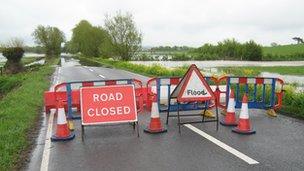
41 65 60 170
89 68 94 72
40 110 55 171
184 124 259 165
98 74 105 78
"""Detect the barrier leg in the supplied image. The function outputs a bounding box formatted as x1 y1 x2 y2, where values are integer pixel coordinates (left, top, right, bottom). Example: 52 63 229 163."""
177 102 181 134
266 109 277 117
166 98 171 125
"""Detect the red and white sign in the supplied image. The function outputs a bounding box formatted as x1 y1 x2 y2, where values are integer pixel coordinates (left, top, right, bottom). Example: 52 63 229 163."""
171 64 215 102
80 85 137 125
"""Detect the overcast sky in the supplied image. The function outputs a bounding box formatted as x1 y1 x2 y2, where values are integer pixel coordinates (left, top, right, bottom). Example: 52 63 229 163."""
0 0 303 47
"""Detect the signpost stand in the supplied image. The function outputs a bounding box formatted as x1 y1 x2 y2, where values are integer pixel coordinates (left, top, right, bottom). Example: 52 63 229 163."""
166 64 219 133
80 84 139 140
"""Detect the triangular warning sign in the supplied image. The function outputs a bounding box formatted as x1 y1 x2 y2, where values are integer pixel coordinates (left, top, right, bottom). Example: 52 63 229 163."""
171 64 215 102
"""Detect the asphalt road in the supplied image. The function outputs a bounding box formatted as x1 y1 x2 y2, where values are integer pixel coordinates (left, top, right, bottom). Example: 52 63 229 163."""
25 56 304 171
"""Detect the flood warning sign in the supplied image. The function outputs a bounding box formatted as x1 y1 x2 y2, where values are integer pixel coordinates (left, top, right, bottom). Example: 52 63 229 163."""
171 64 215 102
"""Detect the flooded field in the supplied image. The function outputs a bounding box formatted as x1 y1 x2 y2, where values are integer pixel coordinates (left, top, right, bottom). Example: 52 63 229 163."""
0 53 45 62
131 60 304 68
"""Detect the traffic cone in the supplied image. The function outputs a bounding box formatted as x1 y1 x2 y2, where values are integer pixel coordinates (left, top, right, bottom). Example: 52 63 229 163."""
232 94 256 135
144 94 167 134
220 90 237 126
51 100 75 141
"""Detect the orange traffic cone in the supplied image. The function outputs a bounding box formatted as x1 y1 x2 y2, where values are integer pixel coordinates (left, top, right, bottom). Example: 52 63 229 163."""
220 90 237 126
232 94 256 135
51 100 75 141
144 94 167 134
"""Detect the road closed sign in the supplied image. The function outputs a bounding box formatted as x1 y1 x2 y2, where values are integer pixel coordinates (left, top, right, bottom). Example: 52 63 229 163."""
80 85 137 125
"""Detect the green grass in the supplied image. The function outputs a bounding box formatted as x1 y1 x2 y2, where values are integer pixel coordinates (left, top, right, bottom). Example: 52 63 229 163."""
221 66 304 76
0 76 22 96
0 58 57 170
263 44 304 56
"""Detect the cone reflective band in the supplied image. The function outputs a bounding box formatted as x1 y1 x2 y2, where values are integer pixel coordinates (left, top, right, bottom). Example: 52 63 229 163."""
51 100 75 141
80 85 137 125
232 94 256 135
144 94 167 134
220 90 237 126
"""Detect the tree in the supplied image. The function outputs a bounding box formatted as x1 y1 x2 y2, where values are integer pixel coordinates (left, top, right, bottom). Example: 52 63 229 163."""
271 42 278 47
32 25 65 57
242 40 262 61
70 20 108 57
104 12 142 60
292 37 304 44
1 38 25 74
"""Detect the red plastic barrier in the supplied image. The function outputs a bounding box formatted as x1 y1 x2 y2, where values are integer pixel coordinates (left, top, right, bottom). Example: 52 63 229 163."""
44 90 81 114
146 78 157 110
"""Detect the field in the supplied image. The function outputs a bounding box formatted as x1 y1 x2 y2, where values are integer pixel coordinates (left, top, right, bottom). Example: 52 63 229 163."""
221 66 304 76
263 44 304 56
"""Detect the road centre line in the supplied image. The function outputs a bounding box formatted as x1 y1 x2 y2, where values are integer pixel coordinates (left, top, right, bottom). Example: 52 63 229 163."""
184 124 259 165
89 68 94 72
99 74 105 78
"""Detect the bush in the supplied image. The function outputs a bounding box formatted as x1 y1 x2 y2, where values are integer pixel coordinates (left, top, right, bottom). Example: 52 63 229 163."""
2 47 24 62
279 86 304 118
242 40 263 61
2 47 25 74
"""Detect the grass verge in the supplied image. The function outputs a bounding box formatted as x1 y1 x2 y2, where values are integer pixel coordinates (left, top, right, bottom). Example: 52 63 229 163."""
0 58 58 170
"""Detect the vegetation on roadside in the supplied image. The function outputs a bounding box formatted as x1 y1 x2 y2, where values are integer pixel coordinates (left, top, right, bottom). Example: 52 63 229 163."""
0 58 58 170
280 86 304 118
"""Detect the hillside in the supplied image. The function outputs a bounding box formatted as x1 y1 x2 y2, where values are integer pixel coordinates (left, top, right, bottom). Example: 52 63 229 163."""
263 44 304 55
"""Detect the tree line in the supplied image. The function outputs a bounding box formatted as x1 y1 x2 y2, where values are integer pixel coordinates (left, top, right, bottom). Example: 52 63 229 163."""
189 39 263 61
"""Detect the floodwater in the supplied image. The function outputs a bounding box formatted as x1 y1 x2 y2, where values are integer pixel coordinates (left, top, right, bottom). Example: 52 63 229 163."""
132 60 304 68
0 53 45 62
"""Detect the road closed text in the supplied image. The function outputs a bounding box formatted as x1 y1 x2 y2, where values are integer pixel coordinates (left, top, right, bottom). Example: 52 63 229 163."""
81 85 137 124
